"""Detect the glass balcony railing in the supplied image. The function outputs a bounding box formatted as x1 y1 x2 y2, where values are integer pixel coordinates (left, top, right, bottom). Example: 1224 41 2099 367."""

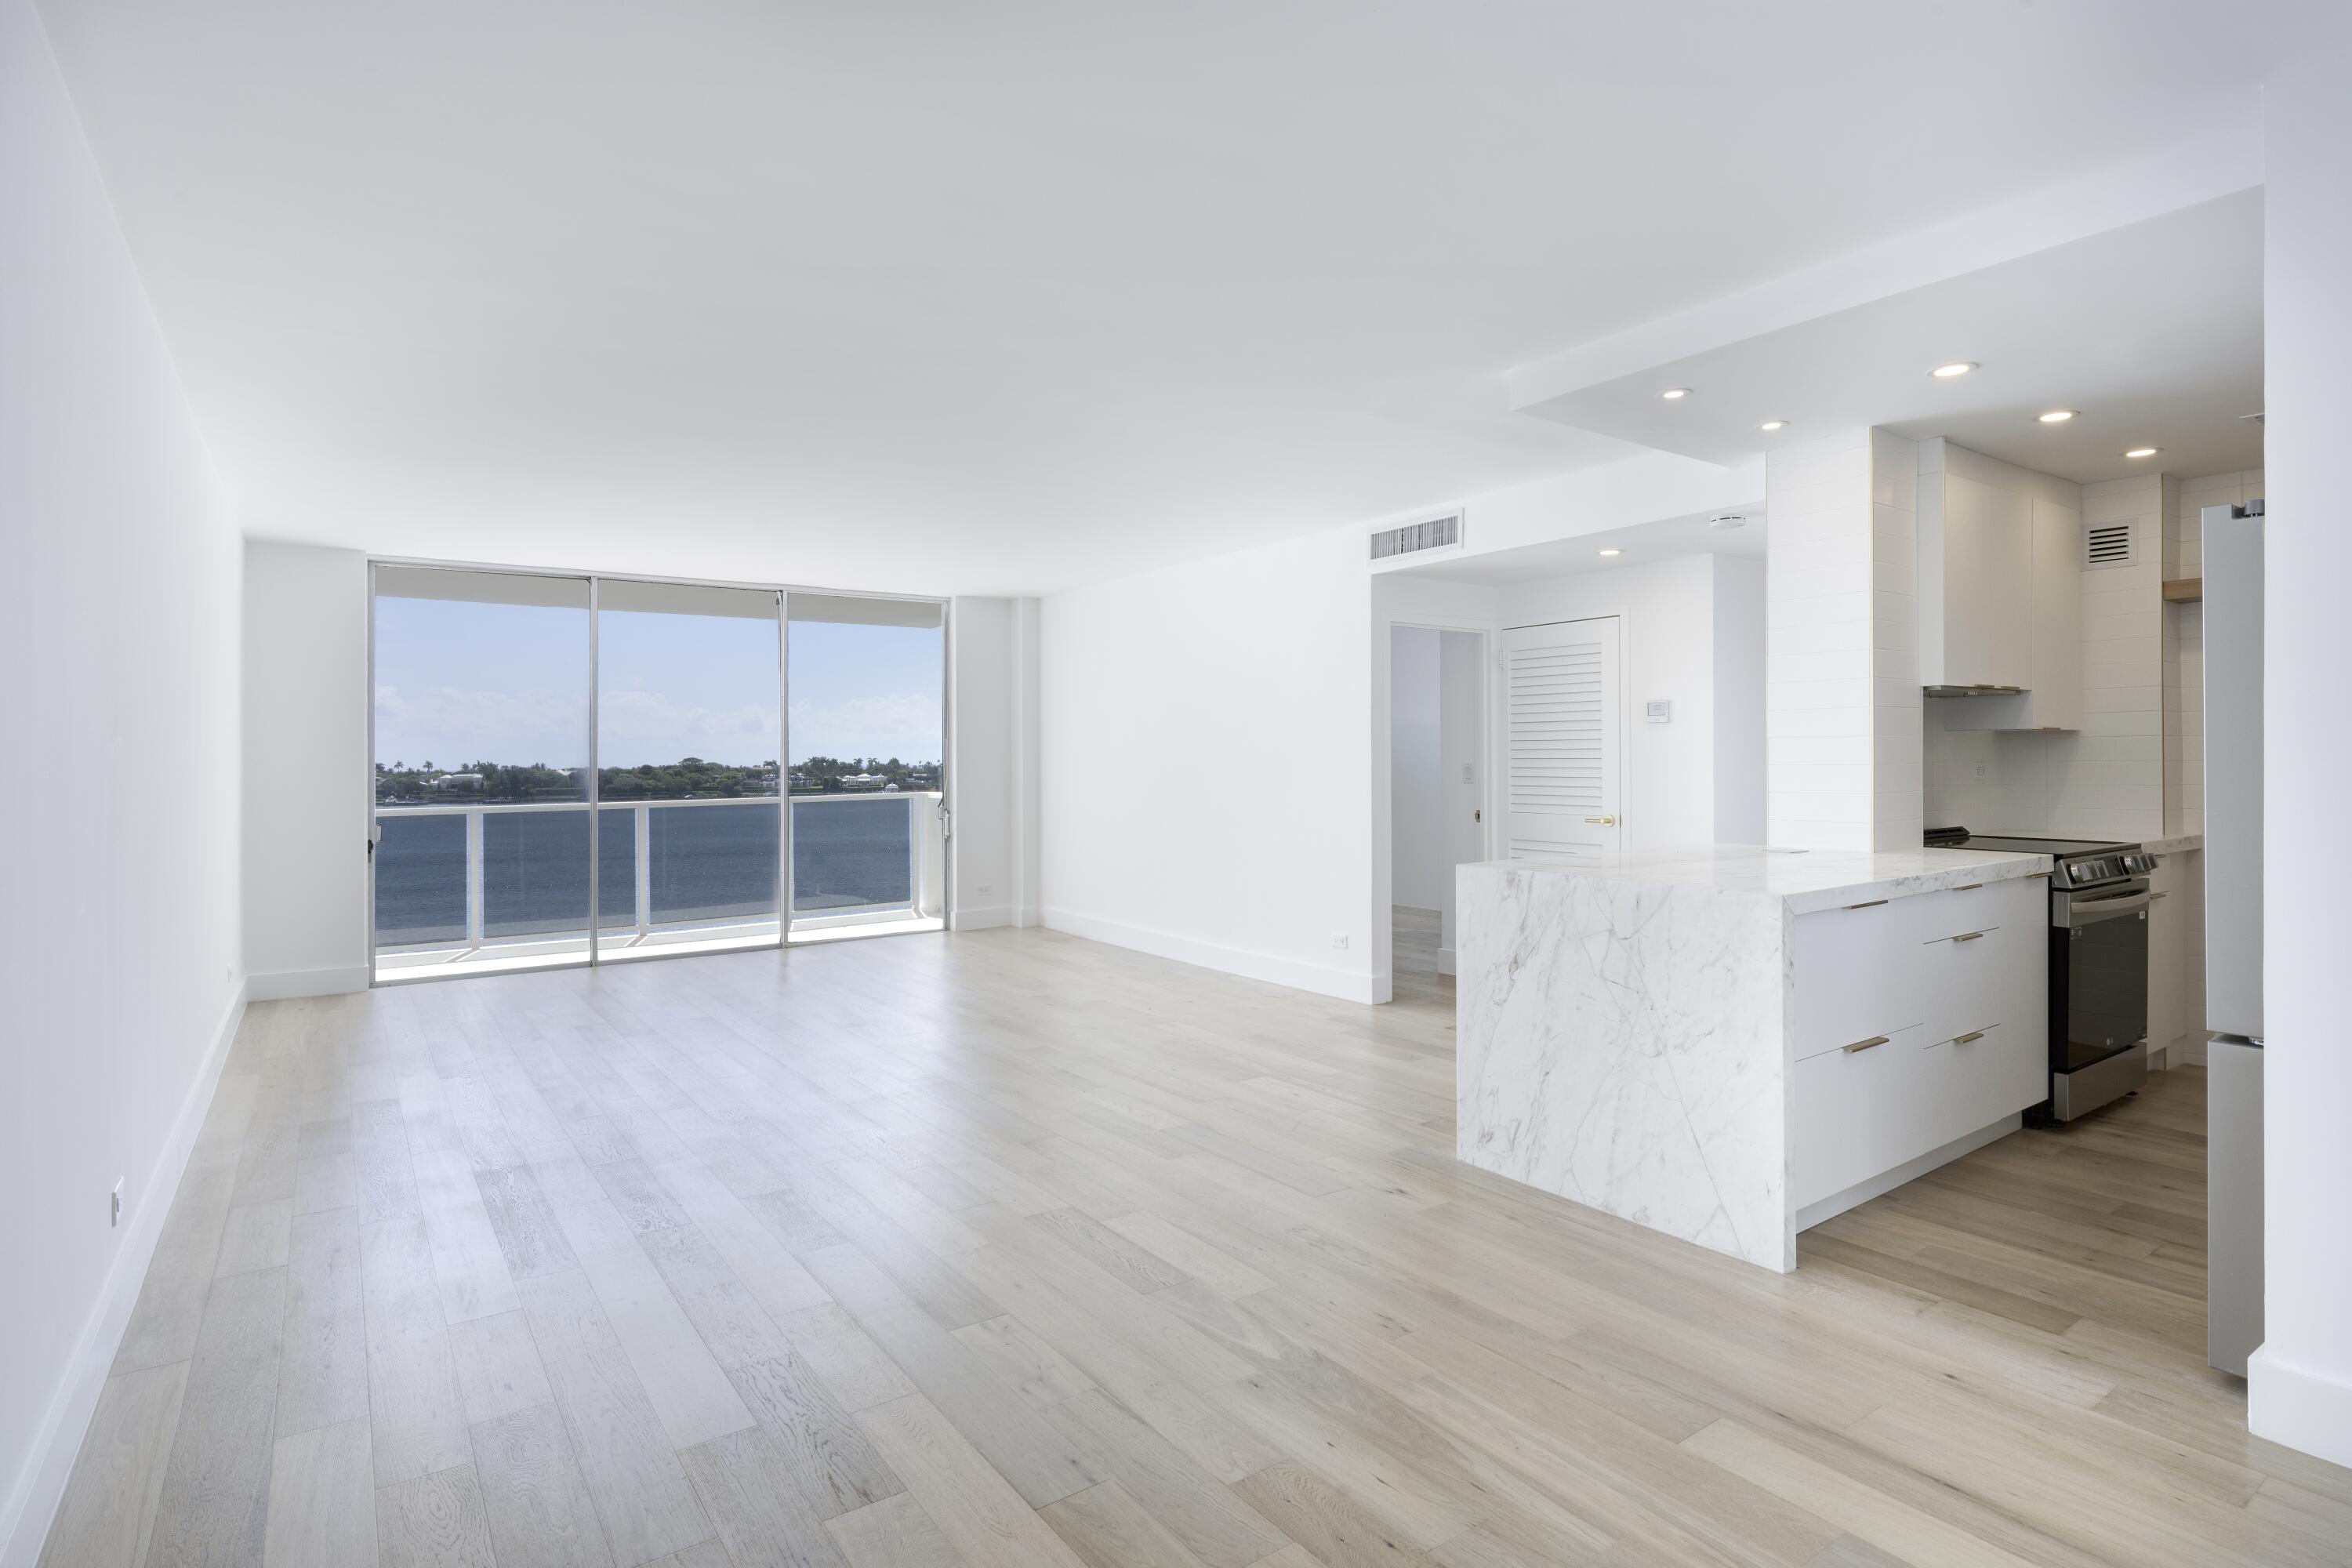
372 793 946 973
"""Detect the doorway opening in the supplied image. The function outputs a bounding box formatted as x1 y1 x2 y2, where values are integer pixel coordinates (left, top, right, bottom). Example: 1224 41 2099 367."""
1388 624 1486 1002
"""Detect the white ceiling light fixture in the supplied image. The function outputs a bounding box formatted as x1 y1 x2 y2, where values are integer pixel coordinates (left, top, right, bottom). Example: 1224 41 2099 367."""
1758 419 1788 431
1931 362 1979 379
2037 408 2078 423
1660 387 1690 401
1598 547 1623 556
2125 446 2161 459
1708 514 1748 529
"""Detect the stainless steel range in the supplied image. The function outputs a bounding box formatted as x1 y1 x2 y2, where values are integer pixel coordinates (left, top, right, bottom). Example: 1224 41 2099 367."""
1925 830 2155 1121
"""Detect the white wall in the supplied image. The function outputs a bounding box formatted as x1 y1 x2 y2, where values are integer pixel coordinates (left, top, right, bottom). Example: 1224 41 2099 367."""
2252 25 2352 1469
1711 554 1768 841
0 0 245 1555
242 540 368 996
1499 554 1750 850
1435 628 1483 954
1388 626 1445 909
1040 522 1380 1001
948 595 1040 929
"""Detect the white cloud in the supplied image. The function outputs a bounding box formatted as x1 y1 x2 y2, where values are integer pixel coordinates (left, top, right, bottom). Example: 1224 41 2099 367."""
789 691 941 763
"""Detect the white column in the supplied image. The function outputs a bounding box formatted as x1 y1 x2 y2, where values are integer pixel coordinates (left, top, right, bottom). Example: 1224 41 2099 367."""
1766 428 1920 851
2252 16 2352 1470
1869 430 1922 851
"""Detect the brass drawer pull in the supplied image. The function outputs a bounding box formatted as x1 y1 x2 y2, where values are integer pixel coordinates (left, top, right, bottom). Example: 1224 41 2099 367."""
1951 930 1987 942
2148 891 2169 900
1951 1029 1987 1045
1954 882 1984 891
1843 1036 1891 1054
1845 898 1888 910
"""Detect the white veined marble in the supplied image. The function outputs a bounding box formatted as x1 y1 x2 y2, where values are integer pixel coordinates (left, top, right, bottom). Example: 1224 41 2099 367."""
1456 862 1793 1271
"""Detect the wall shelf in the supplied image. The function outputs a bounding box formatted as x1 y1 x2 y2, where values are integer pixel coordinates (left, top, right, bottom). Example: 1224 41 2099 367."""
2164 578 2204 603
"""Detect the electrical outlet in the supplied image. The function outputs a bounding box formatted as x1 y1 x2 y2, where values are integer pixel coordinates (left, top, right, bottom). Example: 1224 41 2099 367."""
1973 763 1990 780
111 1179 122 1229
1331 934 1350 950
975 883 993 896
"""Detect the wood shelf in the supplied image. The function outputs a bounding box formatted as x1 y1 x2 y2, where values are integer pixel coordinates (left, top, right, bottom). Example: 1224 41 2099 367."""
2163 577 2203 603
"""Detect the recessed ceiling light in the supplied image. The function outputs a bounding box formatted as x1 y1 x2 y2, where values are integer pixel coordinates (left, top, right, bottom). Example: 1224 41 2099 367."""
2038 409 2078 423
1758 419 1788 431
1708 514 1748 530
1660 387 1690 401
1598 548 1623 557
2125 446 2161 459
1931 362 1978 379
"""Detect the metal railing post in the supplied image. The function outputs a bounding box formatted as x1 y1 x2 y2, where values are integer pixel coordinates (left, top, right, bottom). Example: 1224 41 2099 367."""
465 808 485 950
635 803 652 939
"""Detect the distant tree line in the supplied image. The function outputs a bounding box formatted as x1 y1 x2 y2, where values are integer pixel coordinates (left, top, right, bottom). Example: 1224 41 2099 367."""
376 755 938 804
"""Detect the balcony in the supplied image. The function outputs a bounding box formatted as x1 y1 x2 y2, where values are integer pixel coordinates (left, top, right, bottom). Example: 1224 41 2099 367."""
372 792 946 976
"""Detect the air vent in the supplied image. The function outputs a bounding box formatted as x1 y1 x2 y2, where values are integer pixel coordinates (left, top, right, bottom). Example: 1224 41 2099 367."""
1370 513 1462 561
2082 521 2136 571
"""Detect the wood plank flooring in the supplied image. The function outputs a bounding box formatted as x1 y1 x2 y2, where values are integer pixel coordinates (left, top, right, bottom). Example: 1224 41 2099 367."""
39 927 2350 1568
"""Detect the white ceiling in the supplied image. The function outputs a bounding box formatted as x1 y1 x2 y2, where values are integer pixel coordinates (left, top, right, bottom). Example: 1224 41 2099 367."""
1391 506 1767 586
38 2 2286 593
1516 191 2266 485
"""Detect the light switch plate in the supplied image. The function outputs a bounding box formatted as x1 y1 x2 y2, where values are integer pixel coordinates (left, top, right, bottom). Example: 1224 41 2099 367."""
1645 700 1671 724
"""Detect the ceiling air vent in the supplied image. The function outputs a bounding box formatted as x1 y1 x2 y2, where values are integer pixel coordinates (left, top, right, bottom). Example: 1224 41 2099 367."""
2082 520 2136 571
1370 512 1462 561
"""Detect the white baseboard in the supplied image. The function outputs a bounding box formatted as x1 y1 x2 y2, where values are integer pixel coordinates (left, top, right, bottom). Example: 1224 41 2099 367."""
1436 945 1457 977
949 904 1016 931
1040 906 1383 1004
2250 1345 2352 1469
0 978 246 1568
246 963 368 1000
1795 1114 2020 1232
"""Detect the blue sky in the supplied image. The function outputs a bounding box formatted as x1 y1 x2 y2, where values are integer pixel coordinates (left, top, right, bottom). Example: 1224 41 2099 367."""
374 598 942 768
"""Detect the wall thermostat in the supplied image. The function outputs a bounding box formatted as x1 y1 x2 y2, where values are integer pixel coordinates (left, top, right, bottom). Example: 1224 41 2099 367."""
1645 700 1672 724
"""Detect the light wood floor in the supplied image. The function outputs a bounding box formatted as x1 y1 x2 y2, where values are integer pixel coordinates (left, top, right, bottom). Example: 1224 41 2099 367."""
42 927 2351 1568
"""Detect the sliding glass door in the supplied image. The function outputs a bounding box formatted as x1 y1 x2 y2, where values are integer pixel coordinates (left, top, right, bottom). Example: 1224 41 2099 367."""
369 565 945 982
372 568 593 977
786 595 947 938
593 582 782 961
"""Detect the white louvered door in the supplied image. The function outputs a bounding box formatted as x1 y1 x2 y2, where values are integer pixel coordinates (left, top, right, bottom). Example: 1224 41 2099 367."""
1502 616 1622 860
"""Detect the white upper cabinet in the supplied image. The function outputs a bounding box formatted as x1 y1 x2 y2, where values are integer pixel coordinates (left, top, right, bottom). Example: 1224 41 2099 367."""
1917 441 2082 731
1925 473 2031 689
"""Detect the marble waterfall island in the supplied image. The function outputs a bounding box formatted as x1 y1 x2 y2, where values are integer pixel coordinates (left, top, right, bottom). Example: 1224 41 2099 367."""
1456 844 2049 1272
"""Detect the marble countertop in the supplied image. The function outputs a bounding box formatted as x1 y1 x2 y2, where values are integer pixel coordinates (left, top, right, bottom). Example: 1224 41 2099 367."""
2143 832 2204 855
1463 843 2050 916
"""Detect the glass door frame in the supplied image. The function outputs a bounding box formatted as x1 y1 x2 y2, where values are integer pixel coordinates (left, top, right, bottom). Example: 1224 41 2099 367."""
366 556 950 985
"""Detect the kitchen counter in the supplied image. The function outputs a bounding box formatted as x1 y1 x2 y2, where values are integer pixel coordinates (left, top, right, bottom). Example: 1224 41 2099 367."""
1456 843 2049 1272
2143 832 2203 855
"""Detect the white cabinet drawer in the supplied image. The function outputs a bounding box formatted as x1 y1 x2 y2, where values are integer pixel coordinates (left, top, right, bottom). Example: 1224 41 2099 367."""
1790 902 1927 1062
1926 1020 2046 1135
1917 916 2042 1044
1791 1024 1933 1207
1791 878 2045 1061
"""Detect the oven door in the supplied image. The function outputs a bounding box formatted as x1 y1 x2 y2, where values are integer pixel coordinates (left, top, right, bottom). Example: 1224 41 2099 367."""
2058 882 2150 1072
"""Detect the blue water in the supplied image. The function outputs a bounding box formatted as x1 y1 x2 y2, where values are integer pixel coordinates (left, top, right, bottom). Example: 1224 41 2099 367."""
375 798 916 947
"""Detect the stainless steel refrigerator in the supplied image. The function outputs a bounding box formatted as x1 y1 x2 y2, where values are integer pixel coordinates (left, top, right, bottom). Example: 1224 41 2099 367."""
2204 500 2263 1377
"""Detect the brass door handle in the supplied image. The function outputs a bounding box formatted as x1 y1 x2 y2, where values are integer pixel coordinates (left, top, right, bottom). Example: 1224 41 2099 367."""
1951 931 1987 942
1583 815 1617 826
1952 1029 1987 1045
1843 1036 1891 1054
